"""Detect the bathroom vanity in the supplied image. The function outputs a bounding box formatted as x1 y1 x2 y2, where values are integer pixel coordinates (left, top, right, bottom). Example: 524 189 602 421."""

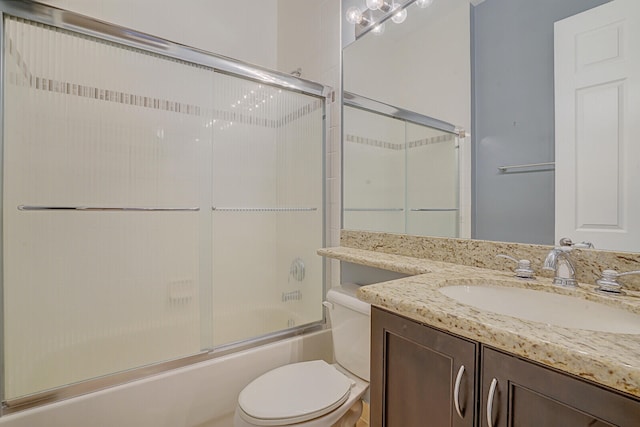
319 231 640 427
372 307 640 427
370 307 477 427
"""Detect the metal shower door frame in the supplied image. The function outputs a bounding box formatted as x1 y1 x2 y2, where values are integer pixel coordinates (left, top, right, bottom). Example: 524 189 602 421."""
0 0 332 415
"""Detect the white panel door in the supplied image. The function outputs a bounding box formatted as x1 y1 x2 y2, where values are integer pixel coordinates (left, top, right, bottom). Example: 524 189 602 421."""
555 0 640 252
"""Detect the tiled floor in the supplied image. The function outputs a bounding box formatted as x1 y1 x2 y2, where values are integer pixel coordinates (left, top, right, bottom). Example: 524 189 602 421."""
355 402 370 427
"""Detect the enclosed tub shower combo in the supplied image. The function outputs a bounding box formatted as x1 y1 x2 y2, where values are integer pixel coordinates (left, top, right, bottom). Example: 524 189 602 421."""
0 1 329 414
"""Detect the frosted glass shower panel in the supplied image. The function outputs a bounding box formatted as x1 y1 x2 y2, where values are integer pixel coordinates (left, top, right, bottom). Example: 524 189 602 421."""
343 105 459 237
3 18 213 399
406 122 459 237
343 106 406 233
211 73 324 346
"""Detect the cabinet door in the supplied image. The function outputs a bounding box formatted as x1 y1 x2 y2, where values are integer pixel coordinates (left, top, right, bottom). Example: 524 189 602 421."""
481 347 640 427
371 307 477 427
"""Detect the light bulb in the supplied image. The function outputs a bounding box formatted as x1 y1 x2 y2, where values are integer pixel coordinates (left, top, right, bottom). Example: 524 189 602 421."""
391 6 407 23
415 0 434 8
346 6 363 24
371 22 386 35
366 0 384 10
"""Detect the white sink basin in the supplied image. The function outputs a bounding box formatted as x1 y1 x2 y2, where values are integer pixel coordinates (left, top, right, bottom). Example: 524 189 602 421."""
439 285 640 334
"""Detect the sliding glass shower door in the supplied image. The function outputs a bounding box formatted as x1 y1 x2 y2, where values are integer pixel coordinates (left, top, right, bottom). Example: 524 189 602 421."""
343 106 406 233
405 121 459 237
3 17 212 399
343 103 459 237
210 73 324 347
2 12 325 405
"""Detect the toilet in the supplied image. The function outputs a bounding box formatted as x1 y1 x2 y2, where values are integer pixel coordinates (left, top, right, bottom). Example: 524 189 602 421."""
233 284 371 427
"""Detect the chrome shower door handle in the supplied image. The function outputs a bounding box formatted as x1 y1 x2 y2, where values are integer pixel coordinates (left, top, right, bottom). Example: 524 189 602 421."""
486 378 498 427
453 364 466 419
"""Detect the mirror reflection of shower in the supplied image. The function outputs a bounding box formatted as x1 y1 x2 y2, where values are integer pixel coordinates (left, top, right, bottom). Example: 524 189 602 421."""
343 95 460 237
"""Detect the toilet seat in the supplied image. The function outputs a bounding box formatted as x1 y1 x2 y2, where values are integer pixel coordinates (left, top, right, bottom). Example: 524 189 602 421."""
237 360 354 426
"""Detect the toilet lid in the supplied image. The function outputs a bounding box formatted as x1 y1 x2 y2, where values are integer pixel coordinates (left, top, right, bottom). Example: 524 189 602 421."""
238 360 353 426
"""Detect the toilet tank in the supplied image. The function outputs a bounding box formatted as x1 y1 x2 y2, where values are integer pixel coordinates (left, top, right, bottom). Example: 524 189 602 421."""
325 284 371 381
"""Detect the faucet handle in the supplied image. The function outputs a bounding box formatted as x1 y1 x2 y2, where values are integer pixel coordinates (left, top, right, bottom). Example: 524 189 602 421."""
595 269 640 295
496 254 535 279
559 237 594 249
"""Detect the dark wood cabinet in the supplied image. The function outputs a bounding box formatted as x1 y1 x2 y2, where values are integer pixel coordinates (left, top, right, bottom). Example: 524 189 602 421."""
371 307 478 427
371 307 640 427
481 347 640 427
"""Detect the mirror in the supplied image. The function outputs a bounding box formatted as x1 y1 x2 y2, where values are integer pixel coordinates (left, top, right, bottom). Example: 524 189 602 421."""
342 0 469 238
342 0 640 252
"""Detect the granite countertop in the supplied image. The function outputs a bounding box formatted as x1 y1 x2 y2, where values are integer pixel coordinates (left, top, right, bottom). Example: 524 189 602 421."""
318 246 640 398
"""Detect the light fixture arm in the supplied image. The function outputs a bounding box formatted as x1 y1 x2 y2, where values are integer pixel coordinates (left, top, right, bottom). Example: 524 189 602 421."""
379 1 393 13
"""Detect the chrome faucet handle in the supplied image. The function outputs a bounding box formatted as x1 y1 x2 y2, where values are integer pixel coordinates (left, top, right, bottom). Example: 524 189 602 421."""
595 269 640 295
496 254 535 279
559 237 594 249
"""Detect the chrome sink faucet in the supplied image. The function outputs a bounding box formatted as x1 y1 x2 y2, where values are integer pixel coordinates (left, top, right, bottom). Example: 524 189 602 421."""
543 246 577 287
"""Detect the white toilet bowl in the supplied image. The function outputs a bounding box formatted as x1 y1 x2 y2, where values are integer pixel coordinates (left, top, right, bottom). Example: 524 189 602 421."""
233 285 371 427
233 361 368 427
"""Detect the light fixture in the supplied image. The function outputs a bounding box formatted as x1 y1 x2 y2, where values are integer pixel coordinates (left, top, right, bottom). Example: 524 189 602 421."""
345 5 375 29
391 2 407 24
366 0 384 10
415 0 434 8
345 6 363 25
345 0 429 36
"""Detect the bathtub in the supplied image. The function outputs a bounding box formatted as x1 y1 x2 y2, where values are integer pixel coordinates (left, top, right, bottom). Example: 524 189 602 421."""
212 305 306 347
0 330 333 427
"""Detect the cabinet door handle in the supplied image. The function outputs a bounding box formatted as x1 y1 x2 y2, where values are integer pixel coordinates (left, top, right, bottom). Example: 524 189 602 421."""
453 365 465 419
486 378 498 427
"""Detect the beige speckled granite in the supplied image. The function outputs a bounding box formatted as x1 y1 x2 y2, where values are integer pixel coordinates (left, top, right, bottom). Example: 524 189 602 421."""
318 245 640 398
341 230 640 291
317 247 435 275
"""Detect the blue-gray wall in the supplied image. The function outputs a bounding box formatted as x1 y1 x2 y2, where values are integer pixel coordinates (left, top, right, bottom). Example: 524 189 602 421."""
472 0 610 245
